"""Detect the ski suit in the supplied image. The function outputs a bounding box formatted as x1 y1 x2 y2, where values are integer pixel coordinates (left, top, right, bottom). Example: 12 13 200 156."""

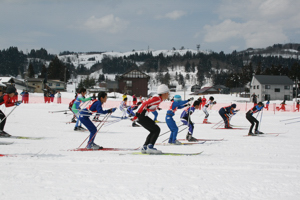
79 100 113 146
0 94 15 131
133 95 163 146
180 106 196 136
72 94 91 128
119 100 127 119
202 100 215 121
166 100 189 143
219 105 235 128
246 105 263 133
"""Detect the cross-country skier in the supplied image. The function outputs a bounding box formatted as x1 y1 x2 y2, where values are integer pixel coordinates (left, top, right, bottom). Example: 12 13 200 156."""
72 88 91 131
0 86 21 137
119 97 128 119
79 92 116 149
202 96 216 123
127 102 142 127
218 104 237 129
265 100 270 110
180 100 200 142
166 95 191 144
246 102 264 136
132 84 170 154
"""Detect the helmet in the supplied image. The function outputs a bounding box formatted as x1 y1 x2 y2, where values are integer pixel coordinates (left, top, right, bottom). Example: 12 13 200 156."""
173 95 182 102
157 84 169 95
231 103 236 108
209 96 214 101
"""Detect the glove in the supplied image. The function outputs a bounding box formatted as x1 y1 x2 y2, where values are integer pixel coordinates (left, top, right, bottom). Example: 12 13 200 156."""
213 101 217 104
188 97 194 101
185 103 190 107
157 107 162 110
236 109 240 112
14 101 22 106
111 108 117 112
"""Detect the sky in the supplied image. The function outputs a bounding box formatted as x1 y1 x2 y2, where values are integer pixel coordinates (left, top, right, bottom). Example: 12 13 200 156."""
0 0 300 54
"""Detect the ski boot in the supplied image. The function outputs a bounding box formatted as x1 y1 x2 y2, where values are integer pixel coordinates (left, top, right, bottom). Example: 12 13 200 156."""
203 118 208 124
146 144 162 154
186 133 198 142
87 143 103 150
255 130 264 134
141 145 147 154
248 132 257 136
0 130 11 137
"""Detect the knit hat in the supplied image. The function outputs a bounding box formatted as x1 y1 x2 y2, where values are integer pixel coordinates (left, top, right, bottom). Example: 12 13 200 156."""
6 86 16 94
157 84 169 95
173 95 182 102
231 103 236 108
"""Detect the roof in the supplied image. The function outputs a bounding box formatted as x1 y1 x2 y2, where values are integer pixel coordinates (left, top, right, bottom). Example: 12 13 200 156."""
190 86 218 95
253 75 293 85
47 79 65 84
26 78 44 82
0 77 14 83
120 68 149 78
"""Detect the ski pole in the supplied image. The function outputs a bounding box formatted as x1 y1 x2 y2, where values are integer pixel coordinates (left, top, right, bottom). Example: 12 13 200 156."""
77 113 111 149
0 106 18 124
158 124 184 138
285 120 300 125
161 126 189 143
48 110 70 113
258 108 263 131
280 117 300 122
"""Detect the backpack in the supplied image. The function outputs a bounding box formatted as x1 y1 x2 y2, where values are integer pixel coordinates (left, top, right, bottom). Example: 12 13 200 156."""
69 99 76 110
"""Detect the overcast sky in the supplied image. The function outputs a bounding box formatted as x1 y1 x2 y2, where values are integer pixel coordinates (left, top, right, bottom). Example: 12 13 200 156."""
1 0 299 54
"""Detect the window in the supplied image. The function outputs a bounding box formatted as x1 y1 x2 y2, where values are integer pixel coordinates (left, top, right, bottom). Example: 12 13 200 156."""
257 85 259 89
275 88 280 92
284 95 290 100
253 86 256 89
56 83 60 86
126 80 132 87
284 85 290 90
48 83 52 86
265 94 270 101
265 85 270 89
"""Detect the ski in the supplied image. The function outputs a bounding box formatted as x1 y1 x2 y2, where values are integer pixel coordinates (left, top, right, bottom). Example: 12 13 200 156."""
243 133 279 137
216 127 247 130
0 141 14 145
155 141 206 146
69 147 140 151
178 138 224 142
0 136 44 140
131 151 203 156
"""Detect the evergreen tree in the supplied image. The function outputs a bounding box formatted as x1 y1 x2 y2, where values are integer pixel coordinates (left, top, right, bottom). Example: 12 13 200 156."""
27 63 35 78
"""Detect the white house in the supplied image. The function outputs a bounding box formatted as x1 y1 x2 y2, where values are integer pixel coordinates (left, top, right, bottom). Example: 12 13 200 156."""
250 75 293 101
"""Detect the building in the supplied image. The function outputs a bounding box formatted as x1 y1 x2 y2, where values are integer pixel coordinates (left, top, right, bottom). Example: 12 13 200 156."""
26 78 45 93
250 75 293 101
190 86 219 95
116 68 150 97
45 79 66 91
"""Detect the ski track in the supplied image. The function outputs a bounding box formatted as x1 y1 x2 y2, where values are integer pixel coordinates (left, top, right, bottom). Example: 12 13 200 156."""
0 103 300 200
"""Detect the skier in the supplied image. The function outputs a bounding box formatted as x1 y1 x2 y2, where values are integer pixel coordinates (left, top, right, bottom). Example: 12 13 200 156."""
57 91 62 104
166 95 191 144
79 92 116 149
72 88 91 131
132 94 137 105
218 104 237 129
119 97 128 119
69 94 77 123
278 100 286 111
202 96 216 123
265 100 270 110
126 102 142 127
246 102 264 136
201 96 206 108
132 84 170 154
0 86 22 137
296 100 300 112
180 100 201 142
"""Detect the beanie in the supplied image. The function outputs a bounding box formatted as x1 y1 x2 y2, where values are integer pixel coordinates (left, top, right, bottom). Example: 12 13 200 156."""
231 103 236 108
157 84 169 95
173 95 182 102
6 86 16 94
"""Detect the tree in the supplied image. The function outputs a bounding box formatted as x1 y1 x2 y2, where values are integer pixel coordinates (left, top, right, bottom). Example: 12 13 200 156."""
27 63 35 78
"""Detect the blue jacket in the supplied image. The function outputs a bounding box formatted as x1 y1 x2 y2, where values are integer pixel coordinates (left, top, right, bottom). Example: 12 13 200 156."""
166 100 189 117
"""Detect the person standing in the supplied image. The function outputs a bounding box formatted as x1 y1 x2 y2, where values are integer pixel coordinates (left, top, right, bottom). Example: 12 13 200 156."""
265 100 270 111
133 84 169 154
24 90 29 104
79 92 117 149
296 100 300 112
50 91 55 103
246 102 264 135
181 100 200 141
166 95 191 144
251 93 258 106
20 90 25 103
132 94 137 105
0 86 21 137
201 96 207 108
57 91 62 104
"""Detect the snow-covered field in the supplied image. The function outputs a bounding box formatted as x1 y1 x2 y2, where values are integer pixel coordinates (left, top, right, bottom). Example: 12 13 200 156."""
1 93 300 200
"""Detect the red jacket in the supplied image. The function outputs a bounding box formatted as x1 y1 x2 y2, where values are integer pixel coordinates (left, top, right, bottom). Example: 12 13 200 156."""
133 95 162 121
0 94 15 107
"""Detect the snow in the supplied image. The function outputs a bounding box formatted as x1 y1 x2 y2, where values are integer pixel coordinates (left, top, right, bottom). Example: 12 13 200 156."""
1 91 300 200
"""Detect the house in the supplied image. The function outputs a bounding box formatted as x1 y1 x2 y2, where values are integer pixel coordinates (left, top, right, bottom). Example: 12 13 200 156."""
26 78 45 93
250 75 293 101
45 80 66 91
190 86 219 95
116 68 150 97
191 84 201 92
